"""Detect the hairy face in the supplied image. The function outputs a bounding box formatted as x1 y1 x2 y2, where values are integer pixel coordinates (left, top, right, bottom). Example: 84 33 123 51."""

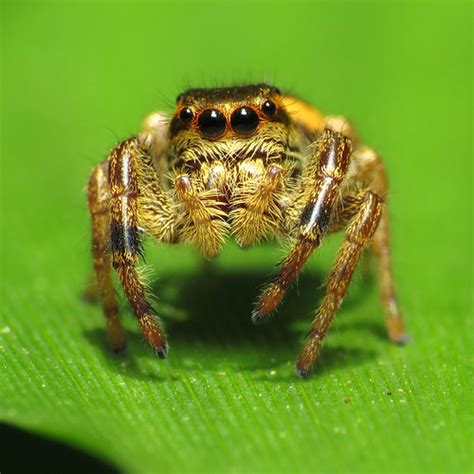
169 84 293 165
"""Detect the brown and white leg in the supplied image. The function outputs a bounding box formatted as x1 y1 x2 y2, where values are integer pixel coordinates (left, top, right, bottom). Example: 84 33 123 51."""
296 190 383 377
108 138 170 357
253 129 352 321
87 162 126 352
353 146 407 343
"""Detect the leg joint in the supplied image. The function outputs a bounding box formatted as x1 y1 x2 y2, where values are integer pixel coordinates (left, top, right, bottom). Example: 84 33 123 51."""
347 191 383 245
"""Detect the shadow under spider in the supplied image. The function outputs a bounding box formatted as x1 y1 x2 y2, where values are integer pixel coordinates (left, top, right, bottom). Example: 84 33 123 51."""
158 267 318 345
84 261 382 381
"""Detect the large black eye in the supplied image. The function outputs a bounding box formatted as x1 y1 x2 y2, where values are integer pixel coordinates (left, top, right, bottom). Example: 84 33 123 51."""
198 109 226 138
262 100 276 117
231 107 259 135
179 107 194 123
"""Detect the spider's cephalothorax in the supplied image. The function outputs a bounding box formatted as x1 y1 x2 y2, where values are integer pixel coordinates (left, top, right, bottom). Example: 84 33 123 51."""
87 83 408 377
167 84 301 254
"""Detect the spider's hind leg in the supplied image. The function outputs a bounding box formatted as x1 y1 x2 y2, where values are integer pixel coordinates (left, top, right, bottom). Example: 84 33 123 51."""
354 146 408 343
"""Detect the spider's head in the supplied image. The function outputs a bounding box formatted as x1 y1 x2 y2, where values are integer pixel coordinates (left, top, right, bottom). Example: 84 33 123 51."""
169 84 292 163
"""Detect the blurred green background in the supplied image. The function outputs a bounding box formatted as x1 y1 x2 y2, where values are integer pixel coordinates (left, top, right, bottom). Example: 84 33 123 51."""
1 1 472 473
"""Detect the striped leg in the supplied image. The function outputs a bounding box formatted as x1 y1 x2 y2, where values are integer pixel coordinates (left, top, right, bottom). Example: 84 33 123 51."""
88 162 126 352
297 191 383 377
108 138 168 357
252 129 352 321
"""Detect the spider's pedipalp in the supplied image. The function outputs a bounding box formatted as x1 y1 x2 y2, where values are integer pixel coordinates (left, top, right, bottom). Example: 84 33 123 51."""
174 173 229 257
230 161 284 248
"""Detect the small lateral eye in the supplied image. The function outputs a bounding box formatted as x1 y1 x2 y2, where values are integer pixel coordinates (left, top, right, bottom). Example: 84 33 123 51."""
262 100 277 117
176 93 185 103
179 107 194 123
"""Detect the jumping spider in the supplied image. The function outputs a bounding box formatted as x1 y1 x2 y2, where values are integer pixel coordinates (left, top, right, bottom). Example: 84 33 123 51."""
87 83 407 377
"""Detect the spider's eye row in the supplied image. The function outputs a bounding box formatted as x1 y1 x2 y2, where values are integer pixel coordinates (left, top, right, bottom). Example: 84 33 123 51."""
198 109 227 138
261 100 277 117
230 107 259 135
179 107 194 123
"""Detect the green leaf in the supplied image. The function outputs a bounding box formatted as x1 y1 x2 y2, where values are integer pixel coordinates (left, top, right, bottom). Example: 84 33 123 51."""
1 2 472 473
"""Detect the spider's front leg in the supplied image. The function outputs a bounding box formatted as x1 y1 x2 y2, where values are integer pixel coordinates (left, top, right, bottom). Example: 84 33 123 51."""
88 162 126 352
296 190 382 376
108 138 172 357
88 136 175 357
252 129 352 320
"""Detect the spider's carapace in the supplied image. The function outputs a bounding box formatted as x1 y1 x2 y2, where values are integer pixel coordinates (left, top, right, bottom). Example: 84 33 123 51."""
87 83 407 377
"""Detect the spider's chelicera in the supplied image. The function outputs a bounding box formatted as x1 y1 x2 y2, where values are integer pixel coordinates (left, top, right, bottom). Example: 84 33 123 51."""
87 83 407 377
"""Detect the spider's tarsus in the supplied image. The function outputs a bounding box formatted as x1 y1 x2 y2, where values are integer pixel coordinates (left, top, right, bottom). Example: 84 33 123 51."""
112 345 127 355
81 289 99 304
392 333 411 345
155 343 169 359
295 366 310 379
251 309 265 325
